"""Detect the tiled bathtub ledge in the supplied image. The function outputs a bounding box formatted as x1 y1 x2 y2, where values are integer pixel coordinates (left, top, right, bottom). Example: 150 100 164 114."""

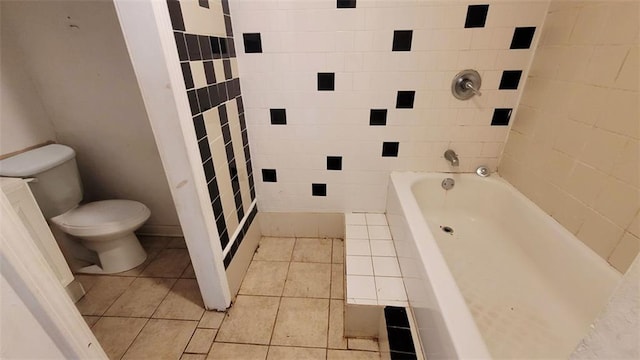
344 213 408 307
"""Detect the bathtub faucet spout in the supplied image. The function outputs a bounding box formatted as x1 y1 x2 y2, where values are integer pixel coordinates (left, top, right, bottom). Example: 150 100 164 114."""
444 149 459 167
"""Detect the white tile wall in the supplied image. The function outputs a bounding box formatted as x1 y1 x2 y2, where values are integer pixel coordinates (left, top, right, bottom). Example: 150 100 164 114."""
231 0 549 212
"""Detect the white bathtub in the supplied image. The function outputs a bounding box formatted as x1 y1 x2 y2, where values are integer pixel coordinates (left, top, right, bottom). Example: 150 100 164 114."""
386 172 621 359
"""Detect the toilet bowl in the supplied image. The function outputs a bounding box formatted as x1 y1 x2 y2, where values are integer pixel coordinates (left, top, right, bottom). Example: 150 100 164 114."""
51 199 150 274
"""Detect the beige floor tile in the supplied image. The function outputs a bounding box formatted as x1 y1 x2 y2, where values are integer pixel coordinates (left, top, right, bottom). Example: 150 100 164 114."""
181 263 196 279
76 276 135 316
181 354 206 360
327 349 381 359
75 274 99 292
292 238 332 263
271 297 329 348
104 277 176 317
332 239 345 264
239 261 289 296
348 338 379 352
266 346 326 360
117 247 162 277
141 248 191 278
185 328 216 354
216 295 280 345
198 311 225 329
167 237 187 248
253 237 295 262
283 262 331 298
328 299 348 349
207 343 268 360
331 263 345 300
122 319 197 360
153 279 205 320
83 315 100 328
92 317 147 360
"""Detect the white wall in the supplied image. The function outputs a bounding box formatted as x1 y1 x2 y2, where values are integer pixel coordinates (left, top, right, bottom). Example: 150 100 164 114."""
1 1 180 229
0 30 57 155
231 0 549 212
0 274 66 359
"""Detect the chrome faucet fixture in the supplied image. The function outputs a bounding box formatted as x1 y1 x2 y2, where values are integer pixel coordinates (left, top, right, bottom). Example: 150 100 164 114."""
444 149 459 167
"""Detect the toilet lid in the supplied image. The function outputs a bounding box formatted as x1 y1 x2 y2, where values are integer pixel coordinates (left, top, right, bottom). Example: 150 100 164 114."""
51 200 150 237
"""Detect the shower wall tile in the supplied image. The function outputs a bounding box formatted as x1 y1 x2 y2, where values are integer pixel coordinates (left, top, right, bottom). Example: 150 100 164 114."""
501 0 640 273
168 0 256 267
230 0 549 212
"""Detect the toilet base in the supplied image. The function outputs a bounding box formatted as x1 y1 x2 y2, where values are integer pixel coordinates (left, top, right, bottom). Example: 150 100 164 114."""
76 232 147 274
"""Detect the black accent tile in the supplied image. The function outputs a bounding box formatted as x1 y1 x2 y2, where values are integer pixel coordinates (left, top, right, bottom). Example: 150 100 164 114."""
237 97 245 114
234 192 244 220
465 4 489 28
174 32 189 61
384 307 410 328
197 87 211 111
510 27 536 49
396 91 415 109
262 169 277 182
244 145 252 164
318 73 335 91
499 70 522 90
219 104 228 126
203 61 216 84
197 137 211 162
239 113 247 130
270 109 287 125
222 125 232 145
224 15 233 37
166 0 185 31
193 114 206 140
312 183 327 196
230 79 242 98
180 62 194 89
220 38 229 58
223 59 233 80
392 30 413 51
198 0 209 8
223 252 232 268
250 187 256 200
491 108 513 126
212 195 223 216
187 90 200 115
390 351 418 360
228 39 237 58
211 37 222 59
337 0 356 8
382 142 399 157
203 158 215 181
199 35 213 60
221 0 230 15
387 327 416 354
327 156 342 171
243 33 263 53
370 109 387 126
224 141 235 162
208 84 220 107
217 83 229 102
241 129 249 145
185 34 202 61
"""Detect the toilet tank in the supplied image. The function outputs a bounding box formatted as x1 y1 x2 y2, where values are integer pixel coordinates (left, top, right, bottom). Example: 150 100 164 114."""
0 144 83 219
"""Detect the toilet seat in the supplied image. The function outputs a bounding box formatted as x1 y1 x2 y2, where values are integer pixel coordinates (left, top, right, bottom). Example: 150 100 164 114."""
51 200 150 239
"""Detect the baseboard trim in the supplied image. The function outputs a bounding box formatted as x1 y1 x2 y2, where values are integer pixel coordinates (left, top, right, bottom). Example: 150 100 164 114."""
138 224 183 237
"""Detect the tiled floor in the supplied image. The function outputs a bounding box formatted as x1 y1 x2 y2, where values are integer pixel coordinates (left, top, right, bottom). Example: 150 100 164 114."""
77 236 381 359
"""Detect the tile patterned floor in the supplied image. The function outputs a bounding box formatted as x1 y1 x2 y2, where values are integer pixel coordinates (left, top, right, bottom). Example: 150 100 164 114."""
77 236 381 359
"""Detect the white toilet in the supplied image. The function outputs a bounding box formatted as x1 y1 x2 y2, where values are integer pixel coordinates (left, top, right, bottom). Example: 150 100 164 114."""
0 144 150 274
